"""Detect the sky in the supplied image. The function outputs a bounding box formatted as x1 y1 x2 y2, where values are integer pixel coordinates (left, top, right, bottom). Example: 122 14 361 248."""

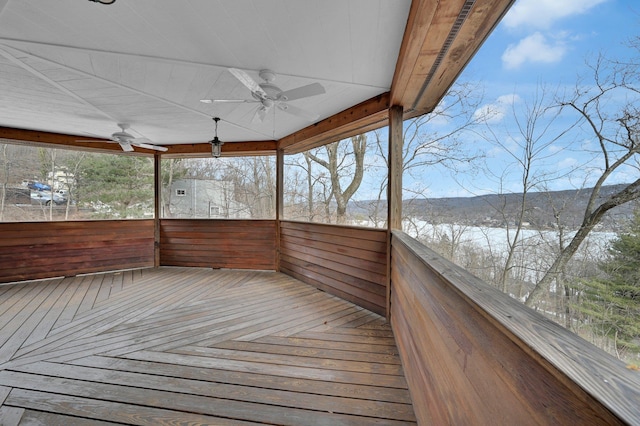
405 0 640 199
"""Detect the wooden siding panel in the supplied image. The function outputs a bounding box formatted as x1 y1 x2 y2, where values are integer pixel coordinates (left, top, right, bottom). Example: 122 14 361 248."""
0 221 154 283
160 219 276 270
390 231 636 425
280 221 388 316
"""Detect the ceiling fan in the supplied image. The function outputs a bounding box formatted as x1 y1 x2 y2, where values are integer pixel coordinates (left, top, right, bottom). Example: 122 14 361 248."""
78 123 168 152
200 68 325 123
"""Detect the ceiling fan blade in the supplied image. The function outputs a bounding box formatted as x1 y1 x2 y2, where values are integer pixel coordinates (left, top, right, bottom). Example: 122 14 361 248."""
200 99 256 104
229 68 267 99
134 142 168 152
118 141 134 152
280 82 326 102
76 139 110 143
252 105 268 123
277 103 319 122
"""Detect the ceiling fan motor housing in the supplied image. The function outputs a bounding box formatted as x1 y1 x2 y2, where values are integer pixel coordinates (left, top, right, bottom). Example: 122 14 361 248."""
112 130 133 141
253 83 282 104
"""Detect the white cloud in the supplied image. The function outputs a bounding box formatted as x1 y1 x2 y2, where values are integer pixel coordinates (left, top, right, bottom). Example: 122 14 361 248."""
473 93 521 123
502 32 566 69
503 0 608 30
557 157 578 169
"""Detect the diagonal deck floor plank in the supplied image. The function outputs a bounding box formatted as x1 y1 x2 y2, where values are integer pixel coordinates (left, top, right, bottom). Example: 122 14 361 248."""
0 267 416 425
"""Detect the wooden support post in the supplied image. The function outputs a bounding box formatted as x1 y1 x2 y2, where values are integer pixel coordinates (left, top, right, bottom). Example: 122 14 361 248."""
387 105 403 318
154 153 161 268
275 149 284 272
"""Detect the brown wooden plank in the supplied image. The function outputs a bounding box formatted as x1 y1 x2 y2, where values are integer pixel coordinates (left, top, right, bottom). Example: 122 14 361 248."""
14 361 416 422
304 307 373 333
132 349 409 390
180 344 404 376
1 371 412 426
293 330 397 347
120 288 335 355
14 410 120 425
160 219 276 270
280 221 389 315
11 269 195 360
0 405 23 426
342 311 389 329
251 303 363 339
47 276 91 332
280 255 385 304
75 355 413 404
281 220 388 244
256 335 399 356
0 221 154 283
9 277 319 364
5 388 257 426
281 261 385 316
21 277 79 346
9 271 229 365
0 279 67 364
411 0 516 115
212 340 402 367
282 233 387 266
278 93 390 154
162 140 277 156
0 281 50 324
281 238 387 281
76 274 105 316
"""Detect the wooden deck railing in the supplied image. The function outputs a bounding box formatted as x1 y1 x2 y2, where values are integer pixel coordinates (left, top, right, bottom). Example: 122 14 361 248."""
160 219 276 270
0 220 154 283
279 221 388 316
390 230 640 425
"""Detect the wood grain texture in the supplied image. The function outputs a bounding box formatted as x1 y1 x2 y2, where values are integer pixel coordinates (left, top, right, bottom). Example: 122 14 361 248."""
0 220 154 283
160 219 276 270
278 93 390 154
390 230 640 425
391 0 516 117
280 221 388 316
0 267 415 425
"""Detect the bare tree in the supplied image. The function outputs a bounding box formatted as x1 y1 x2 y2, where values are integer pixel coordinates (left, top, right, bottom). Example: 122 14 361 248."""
526 52 640 307
305 134 367 224
479 86 576 293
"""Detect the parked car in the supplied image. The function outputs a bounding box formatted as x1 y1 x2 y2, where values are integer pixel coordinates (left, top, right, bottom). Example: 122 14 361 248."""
31 190 67 206
26 181 51 191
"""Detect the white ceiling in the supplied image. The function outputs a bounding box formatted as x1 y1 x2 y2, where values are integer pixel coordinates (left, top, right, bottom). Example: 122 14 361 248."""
0 0 411 146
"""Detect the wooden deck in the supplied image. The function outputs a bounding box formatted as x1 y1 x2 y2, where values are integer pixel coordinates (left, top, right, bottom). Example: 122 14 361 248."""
0 267 416 425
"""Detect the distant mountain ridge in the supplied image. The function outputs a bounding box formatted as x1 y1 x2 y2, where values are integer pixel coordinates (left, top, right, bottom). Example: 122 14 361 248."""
350 184 638 232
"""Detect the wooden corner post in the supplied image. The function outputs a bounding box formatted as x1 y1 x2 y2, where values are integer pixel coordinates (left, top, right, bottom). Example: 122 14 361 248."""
275 149 284 272
387 105 403 318
153 153 161 268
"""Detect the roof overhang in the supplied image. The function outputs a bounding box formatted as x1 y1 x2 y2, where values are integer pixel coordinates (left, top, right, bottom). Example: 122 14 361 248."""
0 0 515 156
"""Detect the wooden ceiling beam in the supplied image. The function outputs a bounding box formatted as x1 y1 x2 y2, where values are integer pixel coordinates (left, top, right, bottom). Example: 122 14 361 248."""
161 141 277 158
0 126 128 154
413 0 515 114
390 0 441 112
278 92 390 154
391 0 515 118
0 126 276 157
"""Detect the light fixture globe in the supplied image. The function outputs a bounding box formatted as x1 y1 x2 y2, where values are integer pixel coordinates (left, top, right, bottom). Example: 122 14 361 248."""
210 117 224 158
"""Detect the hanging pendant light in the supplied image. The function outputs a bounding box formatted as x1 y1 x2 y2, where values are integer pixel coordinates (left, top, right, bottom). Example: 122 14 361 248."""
88 0 116 4
210 117 224 158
